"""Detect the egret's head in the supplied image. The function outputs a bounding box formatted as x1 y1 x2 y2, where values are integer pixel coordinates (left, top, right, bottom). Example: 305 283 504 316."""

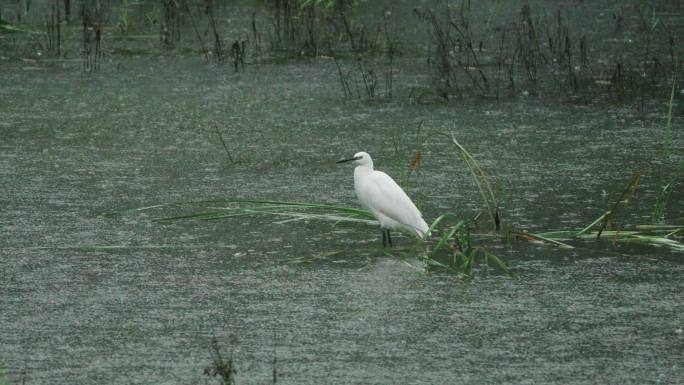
337 151 373 167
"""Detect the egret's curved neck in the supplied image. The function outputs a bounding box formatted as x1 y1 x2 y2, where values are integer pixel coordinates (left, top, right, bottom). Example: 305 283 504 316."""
356 160 373 171
356 159 373 171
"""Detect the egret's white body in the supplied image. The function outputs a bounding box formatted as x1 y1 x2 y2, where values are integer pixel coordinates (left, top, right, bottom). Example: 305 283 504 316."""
338 151 429 245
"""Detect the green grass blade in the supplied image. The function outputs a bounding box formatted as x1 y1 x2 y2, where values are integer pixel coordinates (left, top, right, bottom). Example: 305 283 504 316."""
635 224 684 231
422 213 461 241
621 235 684 251
662 76 676 166
226 199 374 216
428 221 464 259
534 230 579 240
124 198 374 217
484 252 518 278
574 230 640 239
450 134 498 227
512 230 575 249
576 210 611 236
665 227 684 238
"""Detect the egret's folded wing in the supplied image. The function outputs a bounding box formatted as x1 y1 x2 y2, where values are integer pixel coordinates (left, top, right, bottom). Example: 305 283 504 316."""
368 171 424 228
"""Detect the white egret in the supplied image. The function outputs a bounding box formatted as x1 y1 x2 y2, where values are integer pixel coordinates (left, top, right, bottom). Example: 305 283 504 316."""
337 151 429 247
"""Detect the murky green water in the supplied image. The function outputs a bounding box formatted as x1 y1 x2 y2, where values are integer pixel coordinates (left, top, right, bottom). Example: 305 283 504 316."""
2 1 684 384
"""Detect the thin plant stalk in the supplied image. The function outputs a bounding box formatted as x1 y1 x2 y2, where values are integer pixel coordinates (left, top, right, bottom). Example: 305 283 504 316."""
438 133 499 230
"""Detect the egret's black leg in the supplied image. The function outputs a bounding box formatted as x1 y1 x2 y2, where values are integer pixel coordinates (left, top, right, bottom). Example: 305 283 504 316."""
387 230 393 247
382 229 388 247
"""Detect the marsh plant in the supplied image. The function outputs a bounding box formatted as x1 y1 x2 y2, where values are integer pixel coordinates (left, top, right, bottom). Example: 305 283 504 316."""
118 0 130 36
520 171 684 252
508 85 684 252
263 0 397 58
81 1 106 72
44 0 61 56
407 214 514 278
204 336 237 385
414 2 681 102
4 0 679 102
332 56 394 100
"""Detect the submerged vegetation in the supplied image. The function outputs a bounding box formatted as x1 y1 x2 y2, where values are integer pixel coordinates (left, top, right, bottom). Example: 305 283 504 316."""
0 0 681 103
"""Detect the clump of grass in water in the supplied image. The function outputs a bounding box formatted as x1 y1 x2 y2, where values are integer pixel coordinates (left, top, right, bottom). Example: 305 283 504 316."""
400 213 516 279
124 133 515 278
516 80 684 253
519 173 684 252
129 198 515 278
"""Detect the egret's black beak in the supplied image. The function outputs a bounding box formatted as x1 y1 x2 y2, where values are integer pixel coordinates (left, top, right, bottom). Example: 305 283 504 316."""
336 156 361 164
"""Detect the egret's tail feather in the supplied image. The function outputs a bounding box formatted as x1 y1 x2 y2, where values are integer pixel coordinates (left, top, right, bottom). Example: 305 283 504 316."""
415 218 430 238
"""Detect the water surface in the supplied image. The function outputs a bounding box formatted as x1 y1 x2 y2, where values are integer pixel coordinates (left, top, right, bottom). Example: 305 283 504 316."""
1 2 683 384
